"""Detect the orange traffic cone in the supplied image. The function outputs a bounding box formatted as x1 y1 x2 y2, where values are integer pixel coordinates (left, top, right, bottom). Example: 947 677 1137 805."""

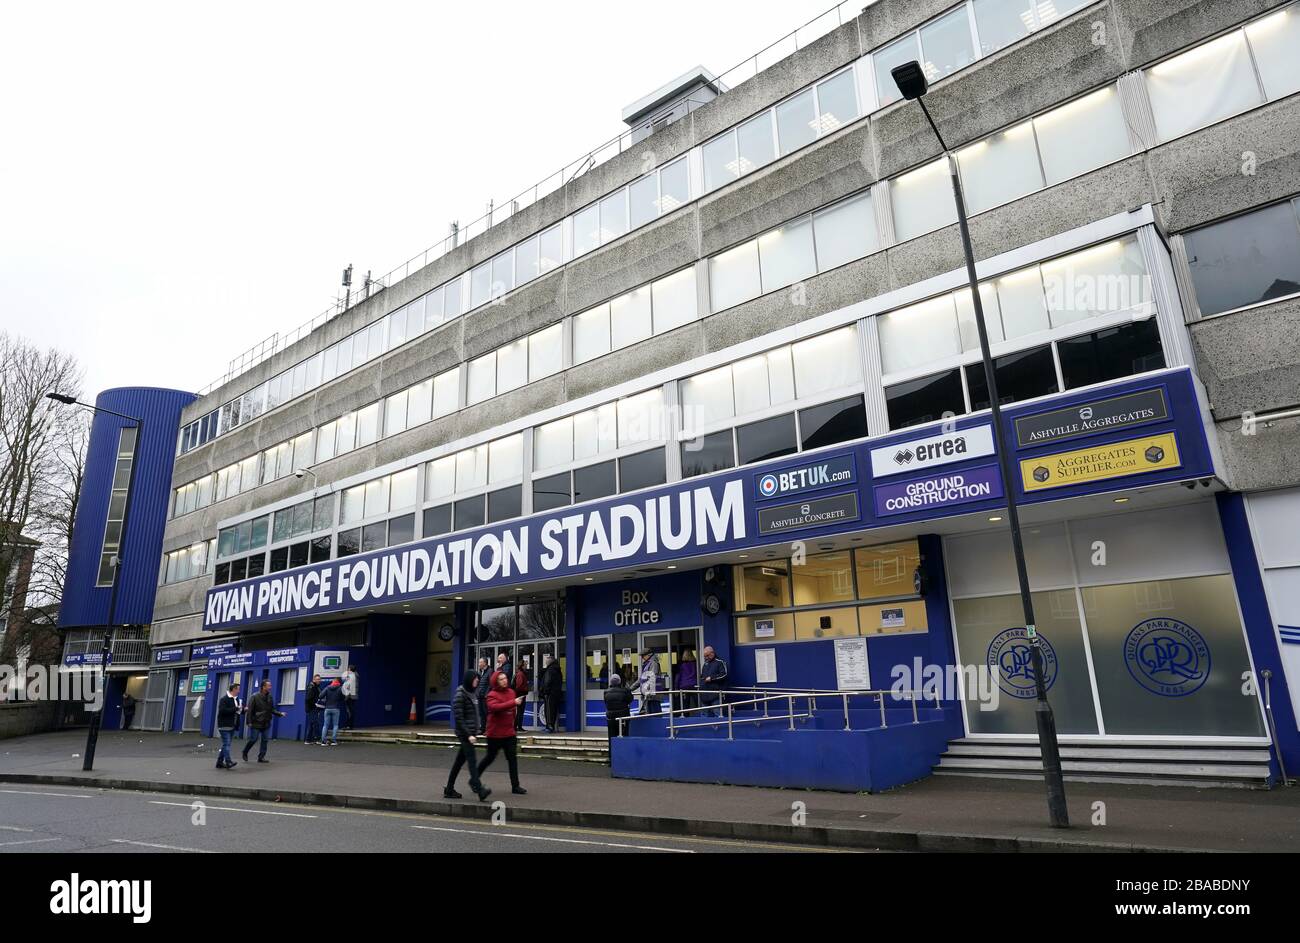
408 697 418 725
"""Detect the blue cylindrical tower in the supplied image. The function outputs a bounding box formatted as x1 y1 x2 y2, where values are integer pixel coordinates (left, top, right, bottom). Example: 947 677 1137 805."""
60 387 196 629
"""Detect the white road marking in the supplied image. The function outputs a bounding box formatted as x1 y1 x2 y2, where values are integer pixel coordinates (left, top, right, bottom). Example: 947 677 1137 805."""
0 789 93 799
0 837 63 847
108 839 213 853
410 824 694 853
0 825 35 832
149 800 317 819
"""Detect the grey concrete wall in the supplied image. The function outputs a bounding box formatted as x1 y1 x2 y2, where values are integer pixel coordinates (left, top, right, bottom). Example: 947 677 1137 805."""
0 702 66 740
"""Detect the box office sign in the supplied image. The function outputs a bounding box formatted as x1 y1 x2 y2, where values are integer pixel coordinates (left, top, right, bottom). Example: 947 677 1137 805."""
757 491 861 535
870 425 995 478
1014 388 1169 449
1020 432 1181 492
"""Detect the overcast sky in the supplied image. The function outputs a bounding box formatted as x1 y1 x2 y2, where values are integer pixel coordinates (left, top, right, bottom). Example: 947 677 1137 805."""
2 0 838 403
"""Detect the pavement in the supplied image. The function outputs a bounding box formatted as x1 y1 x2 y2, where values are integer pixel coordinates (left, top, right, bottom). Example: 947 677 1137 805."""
2 729 1298 852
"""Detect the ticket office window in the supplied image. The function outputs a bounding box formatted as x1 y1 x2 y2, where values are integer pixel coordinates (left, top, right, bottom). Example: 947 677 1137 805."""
733 541 927 644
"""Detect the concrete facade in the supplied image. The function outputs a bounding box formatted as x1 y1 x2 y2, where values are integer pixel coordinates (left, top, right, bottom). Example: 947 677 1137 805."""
152 0 1300 647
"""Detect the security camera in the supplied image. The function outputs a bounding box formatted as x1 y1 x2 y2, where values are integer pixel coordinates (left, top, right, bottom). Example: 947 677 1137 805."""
294 469 306 479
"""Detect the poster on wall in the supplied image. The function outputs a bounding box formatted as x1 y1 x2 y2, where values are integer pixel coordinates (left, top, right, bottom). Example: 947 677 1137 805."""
833 637 871 690
755 649 778 684
314 650 347 679
753 619 776 639
880 608 905 630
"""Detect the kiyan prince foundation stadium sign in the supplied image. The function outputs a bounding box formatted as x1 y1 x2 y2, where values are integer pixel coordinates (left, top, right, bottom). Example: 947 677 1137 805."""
205 479 746 630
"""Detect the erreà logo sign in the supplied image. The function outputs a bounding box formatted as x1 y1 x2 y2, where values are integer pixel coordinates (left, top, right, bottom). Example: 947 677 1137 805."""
755 454 855 501
870 425 995 478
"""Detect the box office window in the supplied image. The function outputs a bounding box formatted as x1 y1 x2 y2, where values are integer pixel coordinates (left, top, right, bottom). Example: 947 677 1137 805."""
965 344 1058 411
681 430 735 479
885 369 965 430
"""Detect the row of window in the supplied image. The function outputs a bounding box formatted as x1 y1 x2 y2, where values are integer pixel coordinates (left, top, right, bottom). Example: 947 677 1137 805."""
160 539 216 586
571 268 698 365
179 0 1101 459
1183 195 1300 318
878 236 1151 377
96 428 136 586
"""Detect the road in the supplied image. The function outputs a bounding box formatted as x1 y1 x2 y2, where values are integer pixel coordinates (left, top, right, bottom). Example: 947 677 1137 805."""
0 784 849 854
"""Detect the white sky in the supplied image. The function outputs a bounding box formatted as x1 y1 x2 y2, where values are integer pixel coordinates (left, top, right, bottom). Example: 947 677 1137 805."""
1 0 838 402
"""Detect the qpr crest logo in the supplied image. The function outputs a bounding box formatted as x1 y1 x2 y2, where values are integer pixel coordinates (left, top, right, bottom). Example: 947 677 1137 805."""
986 627 1058 699
758 474 778 497
1124 618 1211 697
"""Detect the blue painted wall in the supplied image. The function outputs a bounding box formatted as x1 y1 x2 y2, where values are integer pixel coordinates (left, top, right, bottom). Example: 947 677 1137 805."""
60 387 195 628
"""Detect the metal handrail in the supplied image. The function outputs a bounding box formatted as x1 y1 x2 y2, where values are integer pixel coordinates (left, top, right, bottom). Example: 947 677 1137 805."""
195 0 860 398
621 687 936 740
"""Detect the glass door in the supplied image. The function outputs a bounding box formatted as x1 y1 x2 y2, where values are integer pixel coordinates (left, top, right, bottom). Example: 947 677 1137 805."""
583 636 612 732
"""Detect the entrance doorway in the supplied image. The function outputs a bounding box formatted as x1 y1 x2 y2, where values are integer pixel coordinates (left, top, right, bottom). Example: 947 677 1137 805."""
468 595 565 732
582 627 701 731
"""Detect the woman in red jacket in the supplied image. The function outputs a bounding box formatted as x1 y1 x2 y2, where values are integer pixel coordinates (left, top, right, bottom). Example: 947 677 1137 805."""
476 671 527 794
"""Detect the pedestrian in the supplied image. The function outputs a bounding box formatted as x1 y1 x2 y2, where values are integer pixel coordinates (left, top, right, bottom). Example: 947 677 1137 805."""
494 651 512 685
538 654 563 733
215 682 243 769
342 664 359 729
243 679 285 764
475 656 492 733
675 649 698 713
633 651 659 714
121 692 137 730
512 659 531 732
320 678 346 745
304 674 324 744
444 671 491 802
603 674 633 738
476 671 526 795
699 645 729 717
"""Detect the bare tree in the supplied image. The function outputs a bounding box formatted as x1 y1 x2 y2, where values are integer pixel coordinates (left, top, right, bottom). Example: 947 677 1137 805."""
0 332 83 659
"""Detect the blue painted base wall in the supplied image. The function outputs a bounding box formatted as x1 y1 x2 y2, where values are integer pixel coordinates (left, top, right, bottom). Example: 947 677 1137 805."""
610 715 951 793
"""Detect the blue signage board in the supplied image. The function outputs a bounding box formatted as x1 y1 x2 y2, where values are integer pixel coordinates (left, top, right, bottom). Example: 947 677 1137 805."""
192 640 237 659
755 454 856 501
202 369 1213 632
152 646 188 665
873 464 1004 517
208 652 256 669
264 647 303 665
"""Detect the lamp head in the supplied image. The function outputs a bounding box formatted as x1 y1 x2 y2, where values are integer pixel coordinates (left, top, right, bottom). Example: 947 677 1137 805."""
891 60 929 101
46 393 78 405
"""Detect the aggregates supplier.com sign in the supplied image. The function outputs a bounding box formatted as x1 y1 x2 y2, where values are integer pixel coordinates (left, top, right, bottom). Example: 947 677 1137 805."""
205 479 746 630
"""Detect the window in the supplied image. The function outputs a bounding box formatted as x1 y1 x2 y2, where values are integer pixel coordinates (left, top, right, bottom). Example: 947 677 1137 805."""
407 378 433 428
454 495 485 530
471 262 492 309
423 504 452 538
336 529 360 559
965 344 1058 410
487 486 522 523
573 204 600 256
880 295 963 373
1032 86 1130 186
496 338 527 394
815 70 858 132
736 413 798 464
97 427 136 585
433 369 459 417
799 396 867 450
703 134 738 192
812 192 876 270
618 449 666 493
956 121 1042 214
516 235 540 284
355 402 380 448
758 217 816 291
389 468 418 510
1145 31 1262 141
658 159 689 212
874 32 920 107
1246 6 1300 100
533 472 571 512
891 159 957 241
488 435 524 484
616 390 664 447
629 174 658 228
709 241 761 311
385 390 408 437
775 88 817 155
572 304 611 364
919 6 976 82
973 0 1035 54
388 513 415 546
468 353 496 405
599 191 628 243
1184 200 1300 316
611 286 652 350
650 268 697 333
737 112 776 174
573 461 616 503
791 327 861 397
886 369 965 430
681 430 735 478
1058 320 1165 390
1041 237 1150 327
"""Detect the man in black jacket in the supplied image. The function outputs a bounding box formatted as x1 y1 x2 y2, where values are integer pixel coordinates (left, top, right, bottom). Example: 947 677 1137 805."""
304 674 323 744
474 656 492 733
215 683 243 769
538 654 563 733
445 671 490 801
242 679 285 763
603 675 633 738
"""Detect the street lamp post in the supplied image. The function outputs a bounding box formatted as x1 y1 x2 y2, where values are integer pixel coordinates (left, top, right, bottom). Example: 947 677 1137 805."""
889 62 1069 828
47 393 143 772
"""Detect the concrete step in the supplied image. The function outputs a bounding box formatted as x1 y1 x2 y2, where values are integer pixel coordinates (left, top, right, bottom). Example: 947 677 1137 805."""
337 728 609 762
934 737 1273 788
